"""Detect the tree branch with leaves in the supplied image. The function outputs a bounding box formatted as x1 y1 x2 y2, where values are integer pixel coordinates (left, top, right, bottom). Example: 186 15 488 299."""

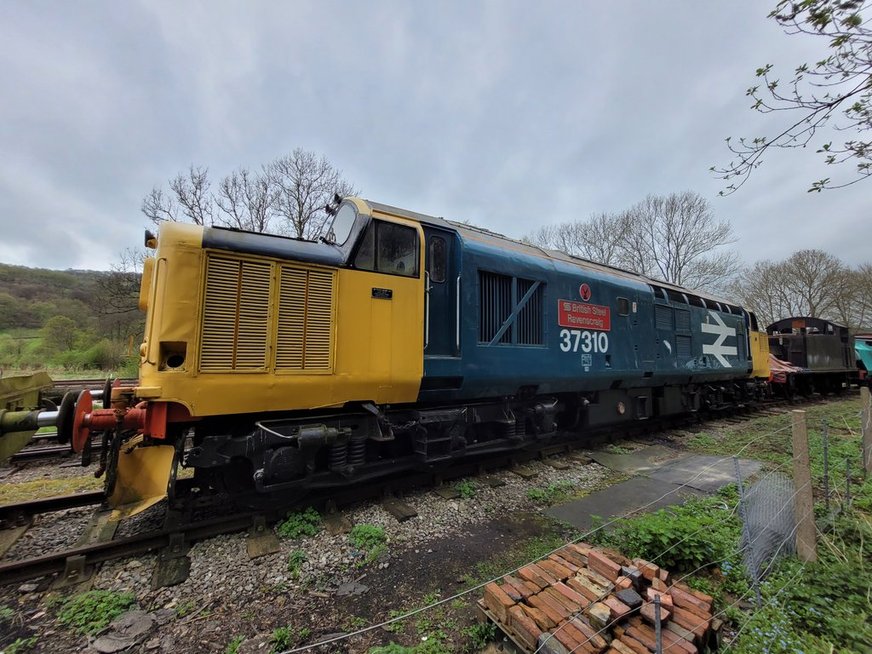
713 0 871 193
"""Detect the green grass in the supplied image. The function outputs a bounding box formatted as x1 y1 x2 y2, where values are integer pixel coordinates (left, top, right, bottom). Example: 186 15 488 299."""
56 590 136 635
526 480 576 505
350 523 388 564
224 635 245 654
287 549 307 578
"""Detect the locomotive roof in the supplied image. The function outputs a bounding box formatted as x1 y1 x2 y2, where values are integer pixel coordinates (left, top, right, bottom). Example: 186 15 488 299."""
365 198 743 311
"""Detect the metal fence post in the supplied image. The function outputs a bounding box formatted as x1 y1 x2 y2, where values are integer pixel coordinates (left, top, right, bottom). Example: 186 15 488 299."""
822 418 830 515
791 410 817 562
654 594 663 654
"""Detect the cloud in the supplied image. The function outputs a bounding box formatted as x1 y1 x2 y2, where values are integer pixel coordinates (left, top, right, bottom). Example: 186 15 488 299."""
0 0 867 273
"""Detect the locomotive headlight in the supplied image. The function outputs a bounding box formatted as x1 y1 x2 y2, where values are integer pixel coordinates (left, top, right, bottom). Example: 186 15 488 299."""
616 401 626 415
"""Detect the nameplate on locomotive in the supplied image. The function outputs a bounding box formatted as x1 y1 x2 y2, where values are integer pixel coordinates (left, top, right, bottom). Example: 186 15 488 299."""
372 288 393 299
557 299 611 331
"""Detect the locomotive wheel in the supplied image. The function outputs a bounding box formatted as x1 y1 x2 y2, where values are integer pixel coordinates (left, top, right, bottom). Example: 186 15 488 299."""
56 392 76 445
71 390 93 454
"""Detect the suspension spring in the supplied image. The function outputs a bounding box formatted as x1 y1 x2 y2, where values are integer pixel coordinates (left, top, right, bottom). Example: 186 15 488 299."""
328 441 348 470
347 434 366 467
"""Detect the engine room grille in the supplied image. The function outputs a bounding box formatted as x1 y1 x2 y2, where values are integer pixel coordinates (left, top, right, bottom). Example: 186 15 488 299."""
200 256 271 371
199 254 335 374
275 266 335 371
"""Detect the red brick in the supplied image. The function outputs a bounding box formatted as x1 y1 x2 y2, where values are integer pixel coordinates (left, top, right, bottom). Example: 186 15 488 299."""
520 603 555 631
645 588 673 609
539 558 573 581
632 558 659 581
529 562 561 586
500 582 523 603
518 564 550 590
603 595 632 621
552 581 588 608
651 577 668 592
669 586 712 614
601 547 632 566
578 567 614 591
502 575 534 600
615 576 633 590
550 553 580 573
618 636 650 654
508 605 542 651
557 546 588 567
568 616 609 651
567 575 604 602
529 592 570 624
626 623 658 651
588 550 622 582
660 628 697 654
566 542 593 560
610 639 641 654
670 606 709 639
544 587 583 615
640 601 671 625
483 582 515 624
552 625 588 654
658 568 670 583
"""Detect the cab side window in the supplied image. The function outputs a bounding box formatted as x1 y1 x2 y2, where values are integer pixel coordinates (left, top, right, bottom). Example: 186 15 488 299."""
354 220 419 277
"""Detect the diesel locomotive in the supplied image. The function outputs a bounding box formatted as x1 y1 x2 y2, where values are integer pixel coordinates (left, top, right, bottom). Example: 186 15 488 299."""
1 198 776 512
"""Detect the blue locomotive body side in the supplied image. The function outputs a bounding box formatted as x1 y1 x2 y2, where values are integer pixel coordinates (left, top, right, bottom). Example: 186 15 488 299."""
421 223 751 404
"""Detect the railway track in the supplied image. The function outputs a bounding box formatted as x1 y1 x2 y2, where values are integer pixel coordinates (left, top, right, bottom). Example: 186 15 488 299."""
0 390 857 587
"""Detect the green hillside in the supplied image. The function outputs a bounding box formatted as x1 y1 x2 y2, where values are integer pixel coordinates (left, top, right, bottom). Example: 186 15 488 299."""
0 262 142 374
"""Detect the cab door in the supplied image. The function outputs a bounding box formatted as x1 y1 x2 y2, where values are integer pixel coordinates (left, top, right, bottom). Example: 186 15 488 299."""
423 226 459 358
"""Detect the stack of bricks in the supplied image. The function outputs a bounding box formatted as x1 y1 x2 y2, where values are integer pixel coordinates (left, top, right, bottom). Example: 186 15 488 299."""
478 543 719 653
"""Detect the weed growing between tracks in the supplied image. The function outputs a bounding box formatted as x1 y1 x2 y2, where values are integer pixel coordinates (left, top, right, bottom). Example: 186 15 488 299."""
275 507 322 539
56 589 136 635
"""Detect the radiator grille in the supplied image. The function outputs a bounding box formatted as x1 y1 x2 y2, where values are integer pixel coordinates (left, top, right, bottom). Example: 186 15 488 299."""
676 335 692 358
199 254 335 373
275 266 335 371
675 308 690 332
655 304 673 330
200 256 271 371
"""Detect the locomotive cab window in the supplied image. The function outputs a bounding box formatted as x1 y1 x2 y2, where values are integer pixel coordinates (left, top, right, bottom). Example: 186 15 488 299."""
427 236 446 283
617 297 630 316
325 203 357 245
354 220 419 277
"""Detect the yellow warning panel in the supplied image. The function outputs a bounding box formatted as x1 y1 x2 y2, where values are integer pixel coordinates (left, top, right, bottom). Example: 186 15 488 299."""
108 443 175 515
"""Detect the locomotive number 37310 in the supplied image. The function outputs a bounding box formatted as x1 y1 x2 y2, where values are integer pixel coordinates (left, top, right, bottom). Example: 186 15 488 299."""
559 329 609 353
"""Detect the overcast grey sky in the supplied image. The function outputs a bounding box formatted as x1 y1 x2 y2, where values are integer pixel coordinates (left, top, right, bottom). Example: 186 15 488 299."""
0 1 868 271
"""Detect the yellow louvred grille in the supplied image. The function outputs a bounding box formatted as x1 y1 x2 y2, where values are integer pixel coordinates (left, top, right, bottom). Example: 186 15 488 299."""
199 253 335 374
276 266 335 372
200 256 271 372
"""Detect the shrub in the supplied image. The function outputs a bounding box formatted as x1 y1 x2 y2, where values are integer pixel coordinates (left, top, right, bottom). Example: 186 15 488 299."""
276 507 321 539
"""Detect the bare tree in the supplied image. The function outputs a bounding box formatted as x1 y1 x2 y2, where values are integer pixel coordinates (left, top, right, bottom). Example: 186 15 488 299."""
737 249 853 326
142 151 357 239
270 149 358 239
620 192 739 291
525 212 628 265
95 248 146 340
141 187 178 226
141 166 213 227
215 167 277 233
525 192 739 293
714 0 871 193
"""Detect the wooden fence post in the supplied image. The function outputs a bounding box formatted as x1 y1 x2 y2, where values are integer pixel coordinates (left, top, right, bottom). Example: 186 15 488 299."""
791 410 817 562
862 386 872 478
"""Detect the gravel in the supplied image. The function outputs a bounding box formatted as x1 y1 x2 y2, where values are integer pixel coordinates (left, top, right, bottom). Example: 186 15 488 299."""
3 453 614 652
